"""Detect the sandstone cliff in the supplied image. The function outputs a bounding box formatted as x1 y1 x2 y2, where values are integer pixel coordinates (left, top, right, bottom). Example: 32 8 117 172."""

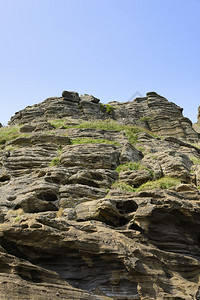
0 91 200 299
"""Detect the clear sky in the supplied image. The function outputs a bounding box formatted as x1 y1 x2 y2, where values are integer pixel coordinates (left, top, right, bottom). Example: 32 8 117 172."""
0 0 200 125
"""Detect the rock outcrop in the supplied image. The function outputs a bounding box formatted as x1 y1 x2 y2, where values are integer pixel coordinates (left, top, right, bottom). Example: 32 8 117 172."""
9 91 199 143
0 90 200 299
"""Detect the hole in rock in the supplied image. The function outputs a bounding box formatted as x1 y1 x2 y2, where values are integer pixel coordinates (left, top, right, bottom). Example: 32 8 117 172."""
0 175 10 182
95 213 129 227
119 217 129 226
129 222 143 232
69 178 100 188
37 191 58 202
116 200 138 214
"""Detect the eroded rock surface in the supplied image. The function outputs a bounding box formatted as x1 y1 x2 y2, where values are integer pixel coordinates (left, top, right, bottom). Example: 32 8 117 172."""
0 90 200 299
9 91 199 143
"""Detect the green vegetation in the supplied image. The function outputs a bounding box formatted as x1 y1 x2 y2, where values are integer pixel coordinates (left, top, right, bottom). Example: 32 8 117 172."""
136 146 145 152
137 177 181 191
115 162 154 178
71 137 121 146
49 157 60 166
0 125 32 145
49 119 71 129
46 119 160 146
139 116 152 122
100 104 115 115
0 125 21 144
190 157 200 165
112 181 135 192
112 176 180 193
125 128 141 144
4 146 15 152
49 147 62 166
76 120 127 131
105 104 115 114
116 161 144 173
76 120 153 145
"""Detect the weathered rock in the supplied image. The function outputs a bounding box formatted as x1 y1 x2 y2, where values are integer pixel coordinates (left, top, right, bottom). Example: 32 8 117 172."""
80 94 100 103
68 169 118 188
141 155 163 178
66 127 127 145
119 142 143 164
1 90 200 299
153 150 193 182
119 169 153 187
59 184 107 206
60 144 120 169
8 91 200 143
20 124 36 132
62 90 80 102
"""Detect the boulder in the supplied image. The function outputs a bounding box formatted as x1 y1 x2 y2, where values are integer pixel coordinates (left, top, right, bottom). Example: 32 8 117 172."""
80 94 100 103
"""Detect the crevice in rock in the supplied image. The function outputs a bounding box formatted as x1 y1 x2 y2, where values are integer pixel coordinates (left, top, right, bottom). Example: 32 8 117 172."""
16 266 42 283
0 175 10 182
37 191 58 202
68 178 100 188
128 222 143 232
0 238 29 260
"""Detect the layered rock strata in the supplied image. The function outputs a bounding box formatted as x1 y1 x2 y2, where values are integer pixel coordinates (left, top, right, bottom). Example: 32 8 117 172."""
9 91 199 143
0 91 200 299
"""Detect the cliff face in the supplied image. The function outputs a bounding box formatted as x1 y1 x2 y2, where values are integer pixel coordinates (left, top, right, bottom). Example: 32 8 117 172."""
0 91 200 299
10 91 199 143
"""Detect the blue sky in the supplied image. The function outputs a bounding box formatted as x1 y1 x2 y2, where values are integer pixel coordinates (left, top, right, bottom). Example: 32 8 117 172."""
0 0 200 125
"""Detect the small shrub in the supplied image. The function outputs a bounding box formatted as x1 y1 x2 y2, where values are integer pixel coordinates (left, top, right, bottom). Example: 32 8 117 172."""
99 104 115 115
137 177 180 191
49 157 60 166
111 176 180 193
112 181 135 192
105 104 115 114
116 162 142 173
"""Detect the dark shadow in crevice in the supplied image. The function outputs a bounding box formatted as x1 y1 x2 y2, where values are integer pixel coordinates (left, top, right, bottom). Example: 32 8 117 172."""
116 200 138 214
0 175 10 182
37 191 58 202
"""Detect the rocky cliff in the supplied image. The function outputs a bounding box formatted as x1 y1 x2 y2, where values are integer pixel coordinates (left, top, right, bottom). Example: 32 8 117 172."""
0 91 200 299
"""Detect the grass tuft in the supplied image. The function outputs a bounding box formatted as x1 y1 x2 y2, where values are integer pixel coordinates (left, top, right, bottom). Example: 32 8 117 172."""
190 157 200 165
71 137 121 146
112 176 180 193
137 177 181 191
